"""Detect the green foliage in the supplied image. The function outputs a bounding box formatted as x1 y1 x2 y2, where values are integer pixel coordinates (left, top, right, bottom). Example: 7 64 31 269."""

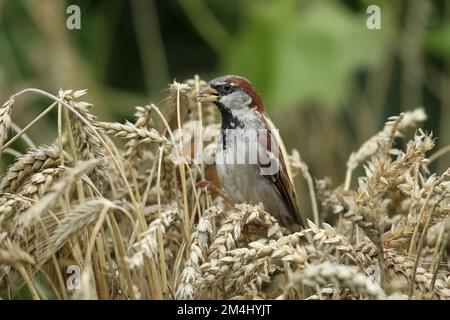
224 1 393 110
426 23 450 60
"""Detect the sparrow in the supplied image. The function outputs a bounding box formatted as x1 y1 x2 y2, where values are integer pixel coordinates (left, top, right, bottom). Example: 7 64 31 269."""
198 75 303 231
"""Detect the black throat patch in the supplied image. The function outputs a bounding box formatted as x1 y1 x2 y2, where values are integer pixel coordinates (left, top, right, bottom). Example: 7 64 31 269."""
215 102 244 150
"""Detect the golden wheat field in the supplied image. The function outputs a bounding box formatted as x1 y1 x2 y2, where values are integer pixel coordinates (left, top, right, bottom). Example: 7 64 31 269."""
0 77 448 300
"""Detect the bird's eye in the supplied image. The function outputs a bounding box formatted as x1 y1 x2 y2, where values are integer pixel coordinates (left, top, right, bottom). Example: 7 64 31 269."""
222 83 233 93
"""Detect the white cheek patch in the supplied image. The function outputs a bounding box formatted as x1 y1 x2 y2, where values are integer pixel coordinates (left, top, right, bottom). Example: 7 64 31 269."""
219 91 252 110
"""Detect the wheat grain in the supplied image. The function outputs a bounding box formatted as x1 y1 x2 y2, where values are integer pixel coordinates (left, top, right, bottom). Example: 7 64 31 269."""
284 261 386 300
38 198 114 264
124 105 154 169
60 89 108 187
0 144 67 193
96 121 168 144
17 167 66 200
17 159 100 228
127 204 179 269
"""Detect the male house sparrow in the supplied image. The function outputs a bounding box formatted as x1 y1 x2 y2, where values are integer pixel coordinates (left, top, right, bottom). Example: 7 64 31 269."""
198 75 303 231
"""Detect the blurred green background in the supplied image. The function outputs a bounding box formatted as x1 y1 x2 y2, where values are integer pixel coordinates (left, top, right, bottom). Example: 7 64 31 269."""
1 0 449 215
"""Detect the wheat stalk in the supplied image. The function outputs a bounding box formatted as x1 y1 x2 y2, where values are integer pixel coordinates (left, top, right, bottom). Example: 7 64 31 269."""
0 98 13 156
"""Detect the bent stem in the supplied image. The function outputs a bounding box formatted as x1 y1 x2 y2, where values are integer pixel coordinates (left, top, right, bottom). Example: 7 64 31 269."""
1 102 57 151
8 88 146 230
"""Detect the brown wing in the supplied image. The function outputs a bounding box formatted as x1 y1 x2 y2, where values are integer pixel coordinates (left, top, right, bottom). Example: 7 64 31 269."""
258 116 304 228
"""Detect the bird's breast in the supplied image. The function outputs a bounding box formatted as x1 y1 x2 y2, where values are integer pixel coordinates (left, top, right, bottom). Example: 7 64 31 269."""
215 129 294 226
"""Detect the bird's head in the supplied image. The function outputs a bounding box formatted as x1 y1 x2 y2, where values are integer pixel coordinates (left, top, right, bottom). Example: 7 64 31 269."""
197 75 264 115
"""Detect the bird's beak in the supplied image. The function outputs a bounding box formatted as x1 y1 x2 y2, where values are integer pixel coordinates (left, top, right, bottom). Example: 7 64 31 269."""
197 86 219 102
